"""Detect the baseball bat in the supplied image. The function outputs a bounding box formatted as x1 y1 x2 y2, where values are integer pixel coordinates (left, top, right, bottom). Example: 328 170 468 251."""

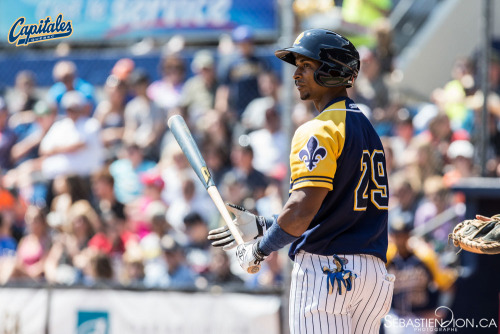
167 115 260 274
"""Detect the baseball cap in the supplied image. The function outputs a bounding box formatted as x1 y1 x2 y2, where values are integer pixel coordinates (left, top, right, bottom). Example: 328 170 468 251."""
161 235 181 253
140 171 165 190
111 58 135 81
447 140 474 160
33 101 52 116
191 50 214 72
389 212 414 233
61 91 86 110
232 25 254 43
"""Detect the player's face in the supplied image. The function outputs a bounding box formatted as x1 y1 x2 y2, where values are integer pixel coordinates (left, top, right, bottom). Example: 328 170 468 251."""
293 55 326 101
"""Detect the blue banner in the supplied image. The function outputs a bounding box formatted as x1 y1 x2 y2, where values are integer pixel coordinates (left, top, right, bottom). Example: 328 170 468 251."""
0 0 278 45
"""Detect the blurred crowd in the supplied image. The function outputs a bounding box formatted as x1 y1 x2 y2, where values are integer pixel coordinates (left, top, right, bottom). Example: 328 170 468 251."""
1 11 500 331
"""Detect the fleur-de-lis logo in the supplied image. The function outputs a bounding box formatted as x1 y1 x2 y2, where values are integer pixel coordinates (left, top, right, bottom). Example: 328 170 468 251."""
299 136 327 171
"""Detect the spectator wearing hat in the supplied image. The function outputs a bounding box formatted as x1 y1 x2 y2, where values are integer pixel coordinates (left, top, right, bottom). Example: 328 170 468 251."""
146 235 197 288
443 139 477 187
123 68 165 162
39 91 104 180
48 60 95 116
176 49 219 128
127 170 167 239
215 25 268 120
386 213 457 326
0 97 17 172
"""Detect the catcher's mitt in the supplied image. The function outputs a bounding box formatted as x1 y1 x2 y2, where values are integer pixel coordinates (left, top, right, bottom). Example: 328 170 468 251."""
449 214 500 254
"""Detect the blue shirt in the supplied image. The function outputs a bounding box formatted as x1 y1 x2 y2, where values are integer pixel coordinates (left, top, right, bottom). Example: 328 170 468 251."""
288 97 389 262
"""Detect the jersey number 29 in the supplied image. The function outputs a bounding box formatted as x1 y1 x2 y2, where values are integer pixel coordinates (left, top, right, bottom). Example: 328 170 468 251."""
354 150 389 211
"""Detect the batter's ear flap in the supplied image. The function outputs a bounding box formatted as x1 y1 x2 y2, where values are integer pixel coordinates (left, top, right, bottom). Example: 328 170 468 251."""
314 63 350 87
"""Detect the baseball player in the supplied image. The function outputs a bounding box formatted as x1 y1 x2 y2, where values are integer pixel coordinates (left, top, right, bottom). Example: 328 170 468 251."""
209 29 394 333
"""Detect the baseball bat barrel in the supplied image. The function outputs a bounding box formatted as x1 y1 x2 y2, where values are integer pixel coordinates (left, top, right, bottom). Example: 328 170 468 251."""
167 115 248 249
167 115 215 189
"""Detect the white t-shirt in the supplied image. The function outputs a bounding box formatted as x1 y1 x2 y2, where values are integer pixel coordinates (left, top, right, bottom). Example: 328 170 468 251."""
40 117 103 179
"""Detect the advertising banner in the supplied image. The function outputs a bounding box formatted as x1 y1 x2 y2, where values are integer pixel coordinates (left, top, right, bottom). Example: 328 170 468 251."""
0 0 278 45
0 288 48 334
49 289 281 334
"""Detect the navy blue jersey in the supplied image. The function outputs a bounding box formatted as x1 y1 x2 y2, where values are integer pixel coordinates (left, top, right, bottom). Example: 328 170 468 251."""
288 97 389 262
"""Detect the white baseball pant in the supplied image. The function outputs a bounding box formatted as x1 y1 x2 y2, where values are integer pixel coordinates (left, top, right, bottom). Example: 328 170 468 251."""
290 251 394 334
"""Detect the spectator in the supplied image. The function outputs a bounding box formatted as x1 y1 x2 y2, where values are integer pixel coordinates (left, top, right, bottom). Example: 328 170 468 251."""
82 251 114 286
6 70 39 114
39 91 104 180
386 214 457 329
108 143 156 205
388 174 421 224
221 140 269 201
248 107 287 177
354 47 390 111
48 60 95 116
91 168 126 221
49 174 91 229
166 175 217 231
121 244 146 286
111 58 135 82
44 200 99 284
182 212 211 274
149 235 197 288
245 252 284 289
127 170 167 238
147 52 186 113
443 139 477 187
389 109 416 170
10 100 56 167
159 141 206 206
93 75 127 160
9 206 50 282
414 175 459 251
123 68 165 162
241 71 282 132
201 141 230 187
0 98 17 172
204 247 244 287
177 49 219 127
216 25 267 120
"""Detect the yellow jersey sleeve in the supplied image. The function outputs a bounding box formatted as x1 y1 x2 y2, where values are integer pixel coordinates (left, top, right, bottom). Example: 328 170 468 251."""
290 113 346 192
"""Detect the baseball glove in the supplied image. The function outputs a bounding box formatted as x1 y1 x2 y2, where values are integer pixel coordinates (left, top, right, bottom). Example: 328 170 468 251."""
449 214 500 254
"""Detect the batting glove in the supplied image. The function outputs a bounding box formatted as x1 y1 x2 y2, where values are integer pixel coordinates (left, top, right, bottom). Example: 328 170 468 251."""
207 203 267 250
236 239 266 274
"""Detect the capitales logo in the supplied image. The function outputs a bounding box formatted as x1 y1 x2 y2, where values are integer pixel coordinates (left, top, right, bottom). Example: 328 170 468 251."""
8 14 73 46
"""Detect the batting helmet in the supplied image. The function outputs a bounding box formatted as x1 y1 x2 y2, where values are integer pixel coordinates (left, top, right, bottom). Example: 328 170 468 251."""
275 29 360 88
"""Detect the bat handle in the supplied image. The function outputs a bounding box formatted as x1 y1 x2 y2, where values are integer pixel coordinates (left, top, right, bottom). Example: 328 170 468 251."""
207 187 260 274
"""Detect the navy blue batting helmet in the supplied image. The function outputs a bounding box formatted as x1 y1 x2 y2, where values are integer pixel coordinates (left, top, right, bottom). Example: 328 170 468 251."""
275 29 360 88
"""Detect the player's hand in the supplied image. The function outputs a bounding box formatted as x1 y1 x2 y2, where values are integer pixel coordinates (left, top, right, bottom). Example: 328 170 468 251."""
236 239 266 274
207 203 267 250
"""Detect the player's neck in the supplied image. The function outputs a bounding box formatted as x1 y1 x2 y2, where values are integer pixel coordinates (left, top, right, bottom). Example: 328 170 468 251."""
313 88 348 112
